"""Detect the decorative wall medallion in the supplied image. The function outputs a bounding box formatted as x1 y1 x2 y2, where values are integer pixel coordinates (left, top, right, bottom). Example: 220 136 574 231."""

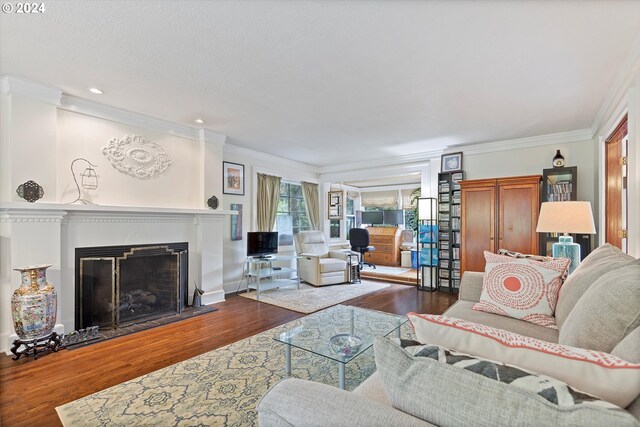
16 180 44 202
207 195 219 210
102 135 172 179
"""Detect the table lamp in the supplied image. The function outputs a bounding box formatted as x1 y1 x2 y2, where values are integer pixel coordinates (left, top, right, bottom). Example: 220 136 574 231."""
536 201 596 273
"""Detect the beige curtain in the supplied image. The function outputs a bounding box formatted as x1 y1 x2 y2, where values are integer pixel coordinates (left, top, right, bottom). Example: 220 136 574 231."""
301 181 320 230
360 190 399 209
257 173 282 232
402 188 420 209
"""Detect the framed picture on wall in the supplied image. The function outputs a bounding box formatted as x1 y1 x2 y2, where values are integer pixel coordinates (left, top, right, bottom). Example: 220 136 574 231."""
441 152 463 173
328 190 343 220
223 161 245 195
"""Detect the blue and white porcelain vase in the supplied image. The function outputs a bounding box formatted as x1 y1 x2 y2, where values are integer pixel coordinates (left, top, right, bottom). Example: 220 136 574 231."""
11 264 57 340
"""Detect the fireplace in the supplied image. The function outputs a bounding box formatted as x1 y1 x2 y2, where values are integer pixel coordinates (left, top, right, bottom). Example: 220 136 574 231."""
75 243 188 330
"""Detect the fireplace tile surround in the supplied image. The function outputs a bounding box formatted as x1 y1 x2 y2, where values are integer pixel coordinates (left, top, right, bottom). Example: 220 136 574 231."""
0 202 233 355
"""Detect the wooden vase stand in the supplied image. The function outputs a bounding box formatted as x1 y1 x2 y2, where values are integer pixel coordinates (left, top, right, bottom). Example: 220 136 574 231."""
10 332 62 360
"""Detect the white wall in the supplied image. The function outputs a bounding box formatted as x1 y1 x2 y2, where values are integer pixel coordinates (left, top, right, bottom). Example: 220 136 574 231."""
459 138 598 222
3 95 59 202
57 110 201 208
1 77 226 210
221 146 318 294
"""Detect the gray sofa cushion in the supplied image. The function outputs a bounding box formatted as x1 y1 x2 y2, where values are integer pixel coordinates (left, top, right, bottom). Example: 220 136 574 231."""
627 398 640 422
555 244 636 328
613 328 640 419
559 265 640 353
458 271 484 302
352 371 392 406
257 378 432 427
374 336 639 427
612 327 640 363
444 300 559 343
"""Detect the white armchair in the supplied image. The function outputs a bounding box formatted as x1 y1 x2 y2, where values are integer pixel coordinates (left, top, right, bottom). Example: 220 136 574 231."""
294 230 353 286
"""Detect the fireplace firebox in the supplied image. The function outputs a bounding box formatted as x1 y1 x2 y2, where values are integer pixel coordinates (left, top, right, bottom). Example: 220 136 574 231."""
75 243 188 330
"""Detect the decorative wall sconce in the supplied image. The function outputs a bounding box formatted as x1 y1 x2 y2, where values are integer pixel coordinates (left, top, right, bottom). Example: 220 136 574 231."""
69 158 99 204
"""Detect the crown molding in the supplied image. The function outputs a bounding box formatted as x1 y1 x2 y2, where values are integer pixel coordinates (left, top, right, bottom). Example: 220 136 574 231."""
0 75 62 106
60 94 227 143
200 128 226 146
446 129 593 156
224 144 319 174
358 182 421 192
1 76 227 144
318 149 443 175
590 32 640 137
319 128 592 178
319 162 430 184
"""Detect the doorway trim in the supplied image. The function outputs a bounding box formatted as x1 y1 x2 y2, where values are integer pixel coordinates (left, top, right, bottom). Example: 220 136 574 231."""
597 87 638 256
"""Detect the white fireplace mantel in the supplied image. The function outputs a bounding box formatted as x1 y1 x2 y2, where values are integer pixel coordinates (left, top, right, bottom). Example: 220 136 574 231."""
0 201 234 354
0 201 237 217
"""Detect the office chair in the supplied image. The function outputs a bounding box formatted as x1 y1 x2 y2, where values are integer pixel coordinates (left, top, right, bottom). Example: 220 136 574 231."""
349 228 376 270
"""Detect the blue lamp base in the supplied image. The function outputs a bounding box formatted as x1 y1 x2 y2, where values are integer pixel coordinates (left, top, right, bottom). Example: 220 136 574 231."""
552 235 581 274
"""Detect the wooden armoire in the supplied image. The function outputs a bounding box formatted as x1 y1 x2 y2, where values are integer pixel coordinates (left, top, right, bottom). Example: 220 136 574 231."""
459 175 542 274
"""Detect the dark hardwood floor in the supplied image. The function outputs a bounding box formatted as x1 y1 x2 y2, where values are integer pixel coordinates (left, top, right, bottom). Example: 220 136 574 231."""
0 283 457 426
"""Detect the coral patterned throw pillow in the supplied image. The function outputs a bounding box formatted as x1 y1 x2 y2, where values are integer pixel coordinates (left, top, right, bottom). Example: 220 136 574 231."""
473 251 570 329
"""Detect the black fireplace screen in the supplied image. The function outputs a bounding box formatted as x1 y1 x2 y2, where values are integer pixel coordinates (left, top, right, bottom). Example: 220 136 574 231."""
76 243 188 330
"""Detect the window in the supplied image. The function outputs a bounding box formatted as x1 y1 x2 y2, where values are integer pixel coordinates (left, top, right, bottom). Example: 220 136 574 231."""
276 182 310 246
329 220 340 239
345 197 356 236
404 209 416 234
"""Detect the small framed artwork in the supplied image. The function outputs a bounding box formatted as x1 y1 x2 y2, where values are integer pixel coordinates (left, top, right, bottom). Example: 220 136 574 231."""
441 152 463 173
223 161 245 195
328 190 343 220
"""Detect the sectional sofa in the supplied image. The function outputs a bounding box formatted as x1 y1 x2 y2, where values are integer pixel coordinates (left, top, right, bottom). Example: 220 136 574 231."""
257 244 640 426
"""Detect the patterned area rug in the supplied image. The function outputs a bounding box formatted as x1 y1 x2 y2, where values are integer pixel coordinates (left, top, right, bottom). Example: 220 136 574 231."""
56 305 414 426
238 281 390 313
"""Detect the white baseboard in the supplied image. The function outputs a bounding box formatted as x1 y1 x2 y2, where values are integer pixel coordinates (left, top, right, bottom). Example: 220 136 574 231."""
201 289 225 306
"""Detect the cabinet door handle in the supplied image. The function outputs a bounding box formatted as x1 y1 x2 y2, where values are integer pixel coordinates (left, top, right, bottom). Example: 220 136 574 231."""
490 237 494 240
499 236 503 240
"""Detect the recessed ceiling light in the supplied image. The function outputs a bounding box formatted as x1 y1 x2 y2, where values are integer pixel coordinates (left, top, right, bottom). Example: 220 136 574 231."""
89 88 103 94
194 118 205 124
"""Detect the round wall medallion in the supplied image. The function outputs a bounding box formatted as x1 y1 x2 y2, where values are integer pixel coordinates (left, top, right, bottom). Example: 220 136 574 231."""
102 135 172 179
16 180 44 203
207 195 219 210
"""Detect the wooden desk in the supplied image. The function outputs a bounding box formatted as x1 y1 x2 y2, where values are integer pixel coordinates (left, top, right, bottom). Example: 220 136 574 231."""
364 227 402 267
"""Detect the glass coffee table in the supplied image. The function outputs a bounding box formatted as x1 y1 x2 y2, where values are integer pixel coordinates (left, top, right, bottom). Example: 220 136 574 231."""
274 304 408 389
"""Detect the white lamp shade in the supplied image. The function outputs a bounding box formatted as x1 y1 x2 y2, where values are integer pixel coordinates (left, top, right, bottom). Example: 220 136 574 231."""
418 198 436 220
536 201 596 234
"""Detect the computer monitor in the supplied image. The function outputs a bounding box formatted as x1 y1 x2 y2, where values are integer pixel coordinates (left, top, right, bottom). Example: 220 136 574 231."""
383 209 404 226
361 211 383 225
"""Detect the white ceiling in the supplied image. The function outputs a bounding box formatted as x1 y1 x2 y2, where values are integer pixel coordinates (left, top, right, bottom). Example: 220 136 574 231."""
1 1 639 168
